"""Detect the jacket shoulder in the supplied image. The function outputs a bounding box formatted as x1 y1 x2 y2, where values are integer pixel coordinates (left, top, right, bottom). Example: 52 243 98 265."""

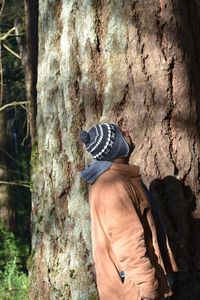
93 169 127 189
90 169 136 203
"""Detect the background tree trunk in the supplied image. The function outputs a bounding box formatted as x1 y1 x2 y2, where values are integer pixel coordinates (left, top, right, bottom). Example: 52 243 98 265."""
29 1 200 299
23 0 38 144
0 112 14 228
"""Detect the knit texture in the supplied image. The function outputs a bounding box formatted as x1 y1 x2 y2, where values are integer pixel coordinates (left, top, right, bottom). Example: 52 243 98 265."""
80 123 129 161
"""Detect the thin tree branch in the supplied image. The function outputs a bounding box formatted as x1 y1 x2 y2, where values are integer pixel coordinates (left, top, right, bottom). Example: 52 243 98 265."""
22 110 30 145
0 147 21 165
3 34 23 38
0 180 30 188
0 27 16 41
0 0 5 16
0 166 29 177
2 43 21 59
0 101 30 112
20 104 28 111
0 101 30 145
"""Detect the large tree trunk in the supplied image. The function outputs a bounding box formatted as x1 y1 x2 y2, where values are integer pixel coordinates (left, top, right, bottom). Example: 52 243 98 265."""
29 1 200 299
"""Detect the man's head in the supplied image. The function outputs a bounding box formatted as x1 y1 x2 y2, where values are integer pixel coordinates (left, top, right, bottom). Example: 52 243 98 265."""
80 123 135 161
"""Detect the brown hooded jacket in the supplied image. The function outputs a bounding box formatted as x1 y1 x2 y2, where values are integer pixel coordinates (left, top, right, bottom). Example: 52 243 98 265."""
89 163 178 300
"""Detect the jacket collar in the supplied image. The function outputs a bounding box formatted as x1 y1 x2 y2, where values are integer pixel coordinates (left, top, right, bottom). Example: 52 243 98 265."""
110 163 140 178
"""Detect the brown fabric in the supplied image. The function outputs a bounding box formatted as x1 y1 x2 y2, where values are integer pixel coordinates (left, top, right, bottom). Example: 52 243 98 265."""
89 163 178 300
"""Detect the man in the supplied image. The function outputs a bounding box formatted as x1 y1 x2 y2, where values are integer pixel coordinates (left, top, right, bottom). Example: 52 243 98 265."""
80 123 177 300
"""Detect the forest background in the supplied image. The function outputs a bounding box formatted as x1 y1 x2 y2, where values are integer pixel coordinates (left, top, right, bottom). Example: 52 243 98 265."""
0 0 200 300
0 0 31 299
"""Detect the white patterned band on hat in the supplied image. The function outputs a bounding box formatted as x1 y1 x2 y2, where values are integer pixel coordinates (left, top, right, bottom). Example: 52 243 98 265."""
93 124 116 159
89 124 104 153
86 125 99 151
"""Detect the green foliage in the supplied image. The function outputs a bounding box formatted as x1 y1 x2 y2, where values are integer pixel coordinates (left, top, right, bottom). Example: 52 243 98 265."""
0 223 29 300
30 141 39 172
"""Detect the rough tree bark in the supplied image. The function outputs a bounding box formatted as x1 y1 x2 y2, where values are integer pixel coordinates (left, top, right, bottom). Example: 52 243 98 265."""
29 1 200 299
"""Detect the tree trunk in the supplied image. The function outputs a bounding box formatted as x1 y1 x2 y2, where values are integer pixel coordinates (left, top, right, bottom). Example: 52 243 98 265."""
0 112 15 229
29 1 200 299
23 0 38 144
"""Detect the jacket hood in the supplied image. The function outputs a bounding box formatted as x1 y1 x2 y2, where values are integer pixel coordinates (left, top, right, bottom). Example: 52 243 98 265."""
110 163 140 178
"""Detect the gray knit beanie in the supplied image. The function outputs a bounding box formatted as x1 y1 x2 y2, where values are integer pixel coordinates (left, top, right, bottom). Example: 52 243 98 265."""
80 123 130 161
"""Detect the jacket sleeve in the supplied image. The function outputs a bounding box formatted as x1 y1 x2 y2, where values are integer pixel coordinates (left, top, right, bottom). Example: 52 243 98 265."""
100 181 158 299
